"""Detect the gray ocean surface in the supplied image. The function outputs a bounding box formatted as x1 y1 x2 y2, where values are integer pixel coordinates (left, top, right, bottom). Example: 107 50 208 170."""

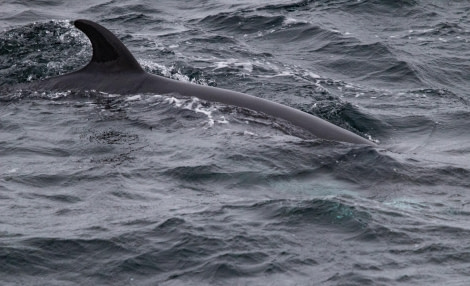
1 1 470 285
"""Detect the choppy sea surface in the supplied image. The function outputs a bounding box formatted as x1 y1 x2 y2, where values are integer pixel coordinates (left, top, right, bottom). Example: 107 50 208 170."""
1 1 470 285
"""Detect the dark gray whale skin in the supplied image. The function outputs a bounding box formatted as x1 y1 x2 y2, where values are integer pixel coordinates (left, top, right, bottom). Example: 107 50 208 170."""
34 19 376 146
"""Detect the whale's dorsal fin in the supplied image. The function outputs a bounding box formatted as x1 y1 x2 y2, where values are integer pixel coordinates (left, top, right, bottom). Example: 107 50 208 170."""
74 19 144 73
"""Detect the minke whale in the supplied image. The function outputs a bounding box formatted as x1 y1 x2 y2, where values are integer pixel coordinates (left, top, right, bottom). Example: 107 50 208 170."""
33 19 376 146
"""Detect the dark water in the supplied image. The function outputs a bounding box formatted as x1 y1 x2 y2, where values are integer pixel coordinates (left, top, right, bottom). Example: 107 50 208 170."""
1 1 470 285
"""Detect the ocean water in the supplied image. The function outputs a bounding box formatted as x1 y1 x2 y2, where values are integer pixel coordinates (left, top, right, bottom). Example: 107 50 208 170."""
1 1 470 285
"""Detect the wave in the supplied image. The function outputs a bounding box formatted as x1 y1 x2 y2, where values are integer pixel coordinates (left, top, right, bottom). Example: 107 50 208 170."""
0 20 87 86
199 13 285 34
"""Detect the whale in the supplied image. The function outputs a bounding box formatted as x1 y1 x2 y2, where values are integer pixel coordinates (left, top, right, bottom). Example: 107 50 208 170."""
31 19 376 146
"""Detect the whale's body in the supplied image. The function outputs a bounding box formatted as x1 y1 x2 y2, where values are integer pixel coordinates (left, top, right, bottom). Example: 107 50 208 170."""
34 19 376 146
